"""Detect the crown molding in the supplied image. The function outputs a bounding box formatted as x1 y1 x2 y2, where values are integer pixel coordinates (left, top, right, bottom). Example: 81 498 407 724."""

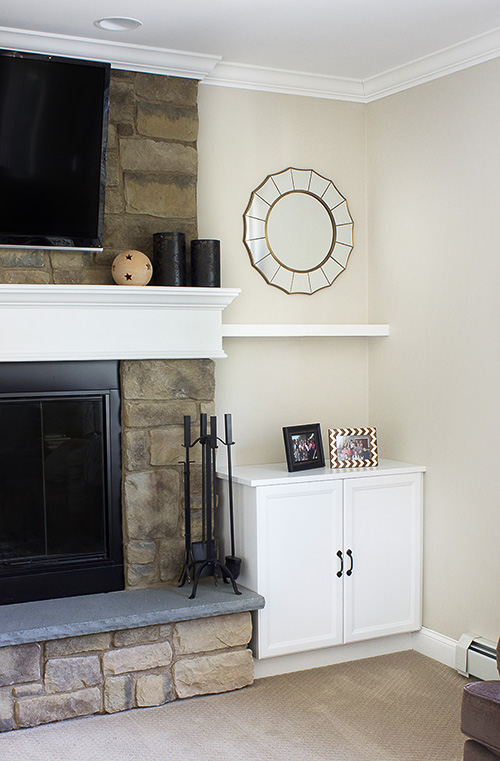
205 26 500 102
363 24 500 101
2 23 500 99
202 61 365 102
0 25 221 78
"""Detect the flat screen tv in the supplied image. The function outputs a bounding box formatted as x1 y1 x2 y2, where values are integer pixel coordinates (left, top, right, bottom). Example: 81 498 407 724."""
0 49 110 250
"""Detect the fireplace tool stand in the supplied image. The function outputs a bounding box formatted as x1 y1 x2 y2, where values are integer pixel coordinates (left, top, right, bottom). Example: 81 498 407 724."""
178 413 241 599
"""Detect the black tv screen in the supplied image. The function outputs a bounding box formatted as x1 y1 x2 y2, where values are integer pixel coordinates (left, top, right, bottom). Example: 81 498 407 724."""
0 50 110 250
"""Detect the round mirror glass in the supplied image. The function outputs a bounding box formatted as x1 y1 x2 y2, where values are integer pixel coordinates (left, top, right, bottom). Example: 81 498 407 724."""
266 192 334 272
243 168 354 294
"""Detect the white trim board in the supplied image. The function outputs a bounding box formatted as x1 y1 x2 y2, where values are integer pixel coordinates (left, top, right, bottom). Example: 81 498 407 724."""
253 634 414 679
252 628 458 680
0 284 240 362
2 23 500 102
411 627 458 669
0 25 221 79
204 27 500 102
221 324 389 338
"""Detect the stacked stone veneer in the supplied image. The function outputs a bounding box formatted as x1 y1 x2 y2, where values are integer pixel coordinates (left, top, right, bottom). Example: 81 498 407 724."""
0 612 253 731
104 71 198 275
121 358 216 588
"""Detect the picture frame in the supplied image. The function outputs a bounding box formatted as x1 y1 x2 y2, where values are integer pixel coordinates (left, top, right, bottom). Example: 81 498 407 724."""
283 423 325 472
328 427 378 469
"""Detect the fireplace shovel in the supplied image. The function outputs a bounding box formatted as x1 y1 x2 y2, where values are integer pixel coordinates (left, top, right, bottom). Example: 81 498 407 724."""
223 414 241 580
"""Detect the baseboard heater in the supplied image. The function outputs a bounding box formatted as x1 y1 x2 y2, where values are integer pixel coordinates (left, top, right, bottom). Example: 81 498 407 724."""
456 633 498 680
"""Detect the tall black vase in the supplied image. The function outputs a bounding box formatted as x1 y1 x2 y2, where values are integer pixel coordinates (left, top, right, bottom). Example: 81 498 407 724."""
152 232 187 286
191 239 221 287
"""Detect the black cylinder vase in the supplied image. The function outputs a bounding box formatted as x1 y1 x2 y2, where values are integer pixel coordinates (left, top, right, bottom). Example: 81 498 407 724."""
152 232 187 286
191 239 220 287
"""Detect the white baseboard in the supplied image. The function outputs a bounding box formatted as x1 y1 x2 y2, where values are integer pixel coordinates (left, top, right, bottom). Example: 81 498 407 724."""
253 633 413 679
411 627 458 669
253 628 459 679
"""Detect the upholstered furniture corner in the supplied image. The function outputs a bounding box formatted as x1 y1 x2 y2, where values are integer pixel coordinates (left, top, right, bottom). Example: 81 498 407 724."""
461 638 500 760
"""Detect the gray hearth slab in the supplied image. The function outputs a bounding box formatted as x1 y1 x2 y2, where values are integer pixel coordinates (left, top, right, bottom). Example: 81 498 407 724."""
0 583 265 647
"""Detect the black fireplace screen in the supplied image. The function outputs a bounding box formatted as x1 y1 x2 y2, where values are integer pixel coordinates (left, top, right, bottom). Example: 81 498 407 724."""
1 396 107 561
0 361 124 605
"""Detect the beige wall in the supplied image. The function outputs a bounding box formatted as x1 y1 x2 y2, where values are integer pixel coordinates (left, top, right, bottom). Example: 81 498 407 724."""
197 69 500 642
198 67 500 644
197 85 370 464
367 59 500 641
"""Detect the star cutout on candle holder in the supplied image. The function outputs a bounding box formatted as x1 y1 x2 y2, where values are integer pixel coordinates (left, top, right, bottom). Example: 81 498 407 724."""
111 250 153 286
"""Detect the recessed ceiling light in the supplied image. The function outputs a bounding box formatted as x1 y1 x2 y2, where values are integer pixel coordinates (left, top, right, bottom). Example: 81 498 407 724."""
94 17 143 32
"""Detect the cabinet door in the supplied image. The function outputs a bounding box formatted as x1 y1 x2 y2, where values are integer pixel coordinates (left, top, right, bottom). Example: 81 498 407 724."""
256 480 343 658
343 473 422 642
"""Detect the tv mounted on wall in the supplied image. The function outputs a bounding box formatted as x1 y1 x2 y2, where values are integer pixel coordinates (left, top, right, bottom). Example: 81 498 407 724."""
0 49 110 250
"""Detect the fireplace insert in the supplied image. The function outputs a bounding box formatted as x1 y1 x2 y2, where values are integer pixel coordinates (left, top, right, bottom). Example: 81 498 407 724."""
0 361 124 605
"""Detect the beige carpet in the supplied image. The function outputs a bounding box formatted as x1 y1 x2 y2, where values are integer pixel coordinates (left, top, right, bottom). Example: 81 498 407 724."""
0 651 469 761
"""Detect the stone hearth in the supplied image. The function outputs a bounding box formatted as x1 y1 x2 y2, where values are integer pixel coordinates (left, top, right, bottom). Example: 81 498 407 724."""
0 353 263 733
0 584 264 731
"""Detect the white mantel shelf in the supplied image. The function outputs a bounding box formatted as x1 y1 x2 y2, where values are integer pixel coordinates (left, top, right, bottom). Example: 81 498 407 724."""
0 285 389 362
0 284 240 362
221 324 389 337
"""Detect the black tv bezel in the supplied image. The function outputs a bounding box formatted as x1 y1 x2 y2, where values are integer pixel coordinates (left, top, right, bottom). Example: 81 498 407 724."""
0 48 111 251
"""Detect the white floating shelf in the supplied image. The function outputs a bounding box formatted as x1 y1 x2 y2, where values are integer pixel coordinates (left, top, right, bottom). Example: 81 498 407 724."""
221 324 389 337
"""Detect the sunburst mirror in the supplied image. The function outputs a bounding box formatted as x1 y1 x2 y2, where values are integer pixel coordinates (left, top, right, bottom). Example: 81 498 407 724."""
243 167 354 294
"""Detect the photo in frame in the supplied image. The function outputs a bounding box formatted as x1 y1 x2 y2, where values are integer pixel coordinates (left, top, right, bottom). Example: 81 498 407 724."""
283 423 325 472
328 427 378 468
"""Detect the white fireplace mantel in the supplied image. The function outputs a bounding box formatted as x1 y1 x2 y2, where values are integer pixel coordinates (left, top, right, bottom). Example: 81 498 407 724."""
0 284 240 362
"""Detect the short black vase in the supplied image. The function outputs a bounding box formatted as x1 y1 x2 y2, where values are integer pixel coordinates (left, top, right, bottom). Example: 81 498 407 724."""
191 239 220 287
152 232 187 286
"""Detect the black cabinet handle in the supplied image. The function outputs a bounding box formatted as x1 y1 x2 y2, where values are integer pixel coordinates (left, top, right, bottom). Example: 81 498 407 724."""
346 549 353 576
336 550 343 578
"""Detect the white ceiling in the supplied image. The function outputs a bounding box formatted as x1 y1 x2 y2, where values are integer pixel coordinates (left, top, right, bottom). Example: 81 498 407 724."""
2 0 500 100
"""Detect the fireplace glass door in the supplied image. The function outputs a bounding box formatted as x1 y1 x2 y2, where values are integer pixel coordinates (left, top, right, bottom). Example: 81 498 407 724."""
1 395 108 563
0 361 124 605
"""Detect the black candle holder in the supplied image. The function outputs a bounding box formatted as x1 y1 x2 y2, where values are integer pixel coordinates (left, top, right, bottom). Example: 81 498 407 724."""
190 239 220 287
152 232 187 286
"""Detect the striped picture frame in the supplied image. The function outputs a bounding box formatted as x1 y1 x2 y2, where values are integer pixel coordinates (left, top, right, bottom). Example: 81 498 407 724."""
328 427 378 468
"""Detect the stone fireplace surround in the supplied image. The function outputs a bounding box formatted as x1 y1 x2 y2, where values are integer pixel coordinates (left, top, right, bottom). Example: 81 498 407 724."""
0 69 266 733
0 284 264 732
0 283 240 590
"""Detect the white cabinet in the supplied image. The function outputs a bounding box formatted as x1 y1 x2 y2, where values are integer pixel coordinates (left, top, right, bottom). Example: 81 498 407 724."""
342 473 422 643
217 460 424 659
256 478 344 656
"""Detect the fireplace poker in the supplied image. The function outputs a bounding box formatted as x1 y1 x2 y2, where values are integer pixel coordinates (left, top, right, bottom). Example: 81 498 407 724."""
223 413 241 581
178 415 193 586
190 413 211 570
211 415 218 563
200 413 207 545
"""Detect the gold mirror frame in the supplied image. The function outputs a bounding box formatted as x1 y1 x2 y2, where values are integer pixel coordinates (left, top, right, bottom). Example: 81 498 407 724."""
243 167 354 295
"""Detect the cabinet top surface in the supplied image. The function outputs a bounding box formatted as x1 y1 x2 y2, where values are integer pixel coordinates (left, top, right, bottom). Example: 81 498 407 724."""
217 459 425 487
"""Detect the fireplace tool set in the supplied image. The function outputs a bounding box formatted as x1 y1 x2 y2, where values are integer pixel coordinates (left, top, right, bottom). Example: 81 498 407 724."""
179 412 242 599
